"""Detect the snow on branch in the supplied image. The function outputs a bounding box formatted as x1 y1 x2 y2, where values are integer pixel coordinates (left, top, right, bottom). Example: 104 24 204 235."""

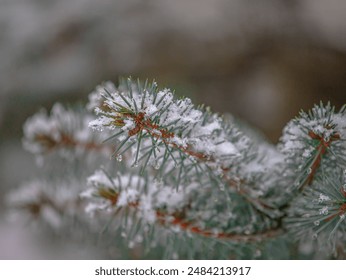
88 78 241 171
279 102 346 190
285 168 346 252
10 78 346 259
23 103 111 158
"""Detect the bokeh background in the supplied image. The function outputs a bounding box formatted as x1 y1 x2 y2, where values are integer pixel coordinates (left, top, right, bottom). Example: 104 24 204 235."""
0 0 345 258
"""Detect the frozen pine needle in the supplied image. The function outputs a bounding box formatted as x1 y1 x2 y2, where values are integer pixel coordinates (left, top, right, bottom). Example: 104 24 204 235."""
8 78 346 259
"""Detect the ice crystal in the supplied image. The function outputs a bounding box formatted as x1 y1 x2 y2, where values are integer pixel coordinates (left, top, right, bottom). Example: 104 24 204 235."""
319 206 329 216
318 194 330 203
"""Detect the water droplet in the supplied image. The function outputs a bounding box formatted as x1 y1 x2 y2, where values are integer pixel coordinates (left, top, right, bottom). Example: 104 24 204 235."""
314 220 320 226
132 161 139 167
303 152 311 158
154 161 160 170
343 183 346 192
116 154 122 162
254 249 262 258
312 233 318 239
121 232 126 238
154 178 163 186
128 241 135 248
307 168 312 174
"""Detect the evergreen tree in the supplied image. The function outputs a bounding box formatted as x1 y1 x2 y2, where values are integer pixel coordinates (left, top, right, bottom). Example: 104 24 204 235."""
7 78 346 259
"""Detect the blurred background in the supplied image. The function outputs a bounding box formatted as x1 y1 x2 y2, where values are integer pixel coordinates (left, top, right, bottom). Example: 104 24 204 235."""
0 0 346 258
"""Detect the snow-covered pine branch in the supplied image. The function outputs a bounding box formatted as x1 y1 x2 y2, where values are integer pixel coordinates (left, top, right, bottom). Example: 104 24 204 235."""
279 102 346 190
285 168 346 254
23 103 112 161
88 78 242 171
6 78 346 259
279 103 346 255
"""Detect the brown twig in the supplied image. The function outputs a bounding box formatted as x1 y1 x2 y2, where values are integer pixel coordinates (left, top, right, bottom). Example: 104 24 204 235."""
304 130 340 186
34 131 110 153
97 188 282 243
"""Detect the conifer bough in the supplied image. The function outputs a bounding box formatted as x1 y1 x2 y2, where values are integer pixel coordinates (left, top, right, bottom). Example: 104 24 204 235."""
9 78 346 259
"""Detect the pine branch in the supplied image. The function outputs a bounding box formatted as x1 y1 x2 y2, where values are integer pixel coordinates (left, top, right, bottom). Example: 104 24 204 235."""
88 79 240 171
280 103 346 255
9 77 346 259
285 169 346 252
83 169 282 244
279 102 346 190
23 103 113 157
